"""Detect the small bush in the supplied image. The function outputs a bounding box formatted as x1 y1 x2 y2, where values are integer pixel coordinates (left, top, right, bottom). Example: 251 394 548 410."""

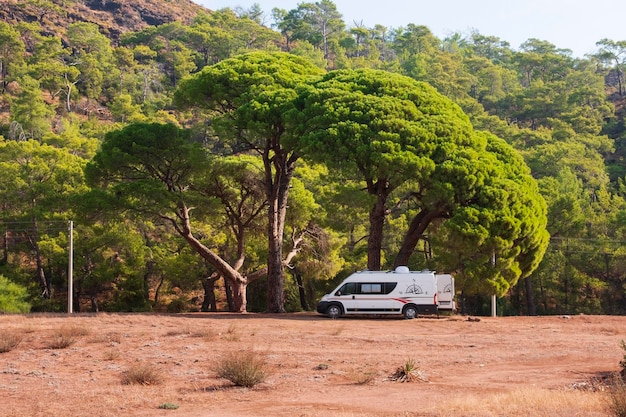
390 358 427 383
121 363 163 386
46 325 89 349
102 349 121 361
222 323 240 342
620 340 626 375
166 298 189 313
0 331 23 353
216 350 267 387
608 373 626 417
0 275 31 313
158 403 179 410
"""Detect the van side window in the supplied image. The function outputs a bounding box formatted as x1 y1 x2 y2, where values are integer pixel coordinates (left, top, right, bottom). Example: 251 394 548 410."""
383 282 398 294
336 282 356 295
360 283 382 294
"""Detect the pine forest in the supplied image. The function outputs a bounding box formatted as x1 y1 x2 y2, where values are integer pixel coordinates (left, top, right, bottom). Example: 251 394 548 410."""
0 0 625 316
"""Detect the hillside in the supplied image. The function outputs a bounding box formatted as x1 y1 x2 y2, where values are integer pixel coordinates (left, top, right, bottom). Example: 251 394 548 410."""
0 0 208 43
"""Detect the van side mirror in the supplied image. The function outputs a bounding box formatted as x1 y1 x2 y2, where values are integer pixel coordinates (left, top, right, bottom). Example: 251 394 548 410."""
335 291 342 296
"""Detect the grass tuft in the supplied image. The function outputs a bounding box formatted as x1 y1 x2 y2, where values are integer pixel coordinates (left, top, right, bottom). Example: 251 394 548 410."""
0 331 23 353
216 350 267 387
389 358 427 383
608 372 626 417
158 402 179 410
121 363 163 386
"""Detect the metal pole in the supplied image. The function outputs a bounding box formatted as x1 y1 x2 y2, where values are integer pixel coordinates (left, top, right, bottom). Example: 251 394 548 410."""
68 220 73 314
491 294 496 317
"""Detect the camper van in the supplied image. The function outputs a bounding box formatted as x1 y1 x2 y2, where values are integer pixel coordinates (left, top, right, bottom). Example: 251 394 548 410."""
436 274 455 312
316 266 454 319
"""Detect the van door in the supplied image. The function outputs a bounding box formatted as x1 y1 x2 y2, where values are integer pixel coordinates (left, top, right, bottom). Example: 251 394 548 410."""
333 282 359 313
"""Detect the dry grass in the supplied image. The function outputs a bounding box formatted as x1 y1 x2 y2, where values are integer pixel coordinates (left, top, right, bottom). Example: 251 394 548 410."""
347 368 378 385
121 363 163 386
608 373 626 417
0 331 23 353
45 325 89 349
102 348 121 361
222 323 240 341
0 313 623 417
216 350 267 387
433 387 606 417
330 324 345 336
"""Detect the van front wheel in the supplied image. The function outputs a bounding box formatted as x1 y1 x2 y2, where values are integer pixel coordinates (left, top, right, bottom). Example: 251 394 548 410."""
327 304 342 319
403 305 418 320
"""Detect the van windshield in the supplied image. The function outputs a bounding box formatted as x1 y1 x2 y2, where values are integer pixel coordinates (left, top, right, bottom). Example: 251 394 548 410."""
336 282 357 295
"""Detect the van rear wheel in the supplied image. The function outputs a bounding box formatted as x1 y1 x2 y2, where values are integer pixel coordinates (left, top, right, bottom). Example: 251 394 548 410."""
403 305 418 320
327 304 342 319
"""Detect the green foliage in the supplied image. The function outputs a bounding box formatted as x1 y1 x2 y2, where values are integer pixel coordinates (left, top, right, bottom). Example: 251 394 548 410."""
1 0 625 314
166 297 189 313
0 275 31 313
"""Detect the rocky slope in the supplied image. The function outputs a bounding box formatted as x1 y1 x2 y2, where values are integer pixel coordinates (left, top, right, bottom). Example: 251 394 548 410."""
0 0 208 43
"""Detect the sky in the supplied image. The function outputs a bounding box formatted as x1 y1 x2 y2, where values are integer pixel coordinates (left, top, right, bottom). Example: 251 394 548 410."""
194 0 625 58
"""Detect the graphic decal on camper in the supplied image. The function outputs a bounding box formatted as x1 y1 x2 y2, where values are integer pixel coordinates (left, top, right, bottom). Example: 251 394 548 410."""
405 284 423 294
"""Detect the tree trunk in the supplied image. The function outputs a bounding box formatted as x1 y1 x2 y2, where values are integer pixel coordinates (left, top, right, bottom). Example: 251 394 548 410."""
230 279 247 313
524 276 536 316
174 202 249 312
201 276 219 312
264 146 297 313
367 182 389 271
395 208 447 267
293 269 308 311
30 219 50 299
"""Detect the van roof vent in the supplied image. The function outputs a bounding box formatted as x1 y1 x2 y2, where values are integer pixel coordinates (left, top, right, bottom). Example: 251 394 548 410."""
395 266 410 274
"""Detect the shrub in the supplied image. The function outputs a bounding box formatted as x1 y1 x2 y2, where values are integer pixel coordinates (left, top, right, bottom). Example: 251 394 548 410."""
608 373 626 417
216 350 267 387
121 363 163 386
0 331 23 353
390 358 427 383
166 298 189 313
46 325 89 349
158 403 179 410
0 275 31 313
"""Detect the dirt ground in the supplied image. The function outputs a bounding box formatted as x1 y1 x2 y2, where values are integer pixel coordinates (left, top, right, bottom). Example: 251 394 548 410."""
0 312 624 417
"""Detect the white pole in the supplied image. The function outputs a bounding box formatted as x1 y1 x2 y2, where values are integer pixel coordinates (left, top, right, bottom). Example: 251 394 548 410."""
68 220 73 314
491 251 496 317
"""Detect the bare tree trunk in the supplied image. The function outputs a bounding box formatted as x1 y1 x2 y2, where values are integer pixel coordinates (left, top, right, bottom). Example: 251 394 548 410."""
171 202 249 312
394 209 443 267
201 276 219 312
367 181 390 271
524 276 536 316
367 200 385 270
264 144 296 313
293 269 308 311
29 219 50 299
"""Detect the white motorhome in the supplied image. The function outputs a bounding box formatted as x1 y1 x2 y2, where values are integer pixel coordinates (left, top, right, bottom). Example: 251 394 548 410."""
316 266 454 319
436 274 455 312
